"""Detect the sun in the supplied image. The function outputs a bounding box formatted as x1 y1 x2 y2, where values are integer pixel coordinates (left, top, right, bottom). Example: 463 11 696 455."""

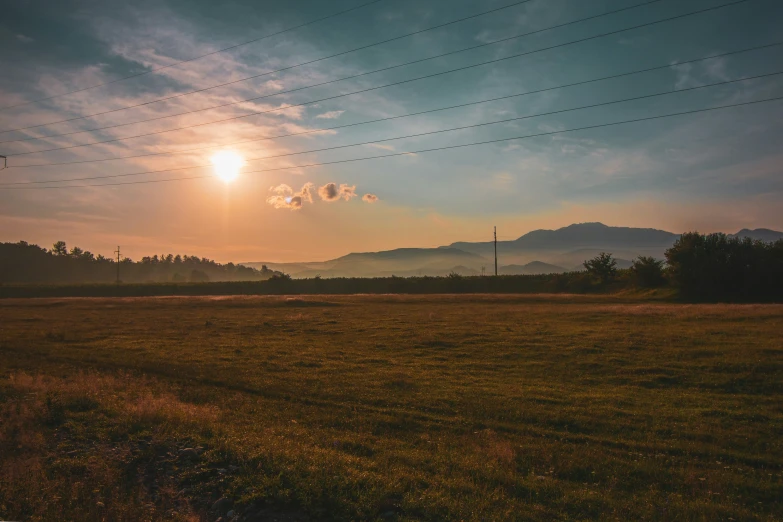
211 151 245 183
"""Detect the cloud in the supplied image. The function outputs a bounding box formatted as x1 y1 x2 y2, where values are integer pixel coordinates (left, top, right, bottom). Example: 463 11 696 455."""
266 183 314 210
315 110 345 120
318 183 356 202
492 173 513 186
366 143 395 151
264 80 284 91
268 182 360 208
673 57 730 90
299 183 314 204
362 194 379 203
16 34 34 43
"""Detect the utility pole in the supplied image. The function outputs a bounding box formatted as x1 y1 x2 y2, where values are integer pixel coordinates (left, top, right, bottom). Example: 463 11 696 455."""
494 226 498 276
114 246 121 283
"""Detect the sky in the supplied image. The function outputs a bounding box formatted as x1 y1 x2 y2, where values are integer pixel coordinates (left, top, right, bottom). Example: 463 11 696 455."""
1 0 782 262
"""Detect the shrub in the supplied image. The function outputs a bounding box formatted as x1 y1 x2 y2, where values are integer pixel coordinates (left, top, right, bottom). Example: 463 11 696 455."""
631 256 666 288
583 253 617 285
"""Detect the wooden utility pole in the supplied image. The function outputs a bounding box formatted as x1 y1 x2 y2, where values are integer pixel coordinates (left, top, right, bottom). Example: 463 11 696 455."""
114 246 121 283
494 226 498 276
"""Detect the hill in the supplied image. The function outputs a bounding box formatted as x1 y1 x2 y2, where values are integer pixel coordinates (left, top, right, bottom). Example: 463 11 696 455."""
449 222 678 253
242 223 781 278
245 248 486 278
732 228 783 242
498 261 568 275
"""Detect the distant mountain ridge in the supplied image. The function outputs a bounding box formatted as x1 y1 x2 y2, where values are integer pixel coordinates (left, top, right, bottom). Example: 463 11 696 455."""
335 247 482 263
731 228 783 242
499 261 568 276
449 222 678 252
244 223 782 278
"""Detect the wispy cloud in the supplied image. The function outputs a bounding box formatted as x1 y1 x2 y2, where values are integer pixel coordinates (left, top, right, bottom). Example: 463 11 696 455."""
365 143 395 151
315 110 345 120
673 56 730 89
362 193 378 203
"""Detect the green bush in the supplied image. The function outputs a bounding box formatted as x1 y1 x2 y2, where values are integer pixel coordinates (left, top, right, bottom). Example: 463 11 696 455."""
631 256 666 288
583 253 617 285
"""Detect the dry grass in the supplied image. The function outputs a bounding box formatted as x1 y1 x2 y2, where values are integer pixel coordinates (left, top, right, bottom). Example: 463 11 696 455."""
0 372 209 521
0 294 781 521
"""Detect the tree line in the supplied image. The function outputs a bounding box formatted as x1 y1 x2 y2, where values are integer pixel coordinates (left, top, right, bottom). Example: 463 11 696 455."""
1 233 781 301
0 241 276 284
582 232 783 300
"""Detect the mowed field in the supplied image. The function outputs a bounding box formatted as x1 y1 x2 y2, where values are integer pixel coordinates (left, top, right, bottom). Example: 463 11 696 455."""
0 295 781 521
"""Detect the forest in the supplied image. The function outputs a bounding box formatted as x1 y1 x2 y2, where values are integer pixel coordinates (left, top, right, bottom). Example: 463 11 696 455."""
0 241 276 284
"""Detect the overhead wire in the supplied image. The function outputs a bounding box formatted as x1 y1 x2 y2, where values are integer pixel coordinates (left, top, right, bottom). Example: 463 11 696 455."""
4 94 780 189
7 41 779 169
1 0 659 144
0 0 388 111
4 69 780 186
2 0 750 157
0 0 540 133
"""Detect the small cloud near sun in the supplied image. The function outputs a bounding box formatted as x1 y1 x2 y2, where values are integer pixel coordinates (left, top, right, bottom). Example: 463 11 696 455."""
319 183 356 202
268 182 360 209
362 194 379 203
267 183 314 211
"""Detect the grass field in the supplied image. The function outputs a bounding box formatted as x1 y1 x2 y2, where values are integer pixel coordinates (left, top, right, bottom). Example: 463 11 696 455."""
0 294 781 521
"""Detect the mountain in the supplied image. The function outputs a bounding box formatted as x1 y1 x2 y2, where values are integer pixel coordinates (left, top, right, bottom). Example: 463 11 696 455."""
244 248 486 278
446 222 679 267
243 223 782 278
515 222 678 248
449 222 678 253
334 247 480 265
731 228 783 242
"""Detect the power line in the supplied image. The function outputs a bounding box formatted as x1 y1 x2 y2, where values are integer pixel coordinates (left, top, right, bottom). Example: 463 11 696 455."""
9 42 779 169
0 0 540 134
4 70 779 186
4 0 749 157
4 95 779 190
0 0 387 111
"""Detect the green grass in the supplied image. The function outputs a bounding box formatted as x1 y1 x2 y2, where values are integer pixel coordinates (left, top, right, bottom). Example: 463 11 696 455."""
0 294 781 521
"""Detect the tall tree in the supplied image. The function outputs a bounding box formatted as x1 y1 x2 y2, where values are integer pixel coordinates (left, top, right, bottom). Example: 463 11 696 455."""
583 252 617 285
52 241 68 256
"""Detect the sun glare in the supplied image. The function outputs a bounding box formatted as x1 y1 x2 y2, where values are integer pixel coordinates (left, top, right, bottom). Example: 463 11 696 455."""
211 151 245 183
